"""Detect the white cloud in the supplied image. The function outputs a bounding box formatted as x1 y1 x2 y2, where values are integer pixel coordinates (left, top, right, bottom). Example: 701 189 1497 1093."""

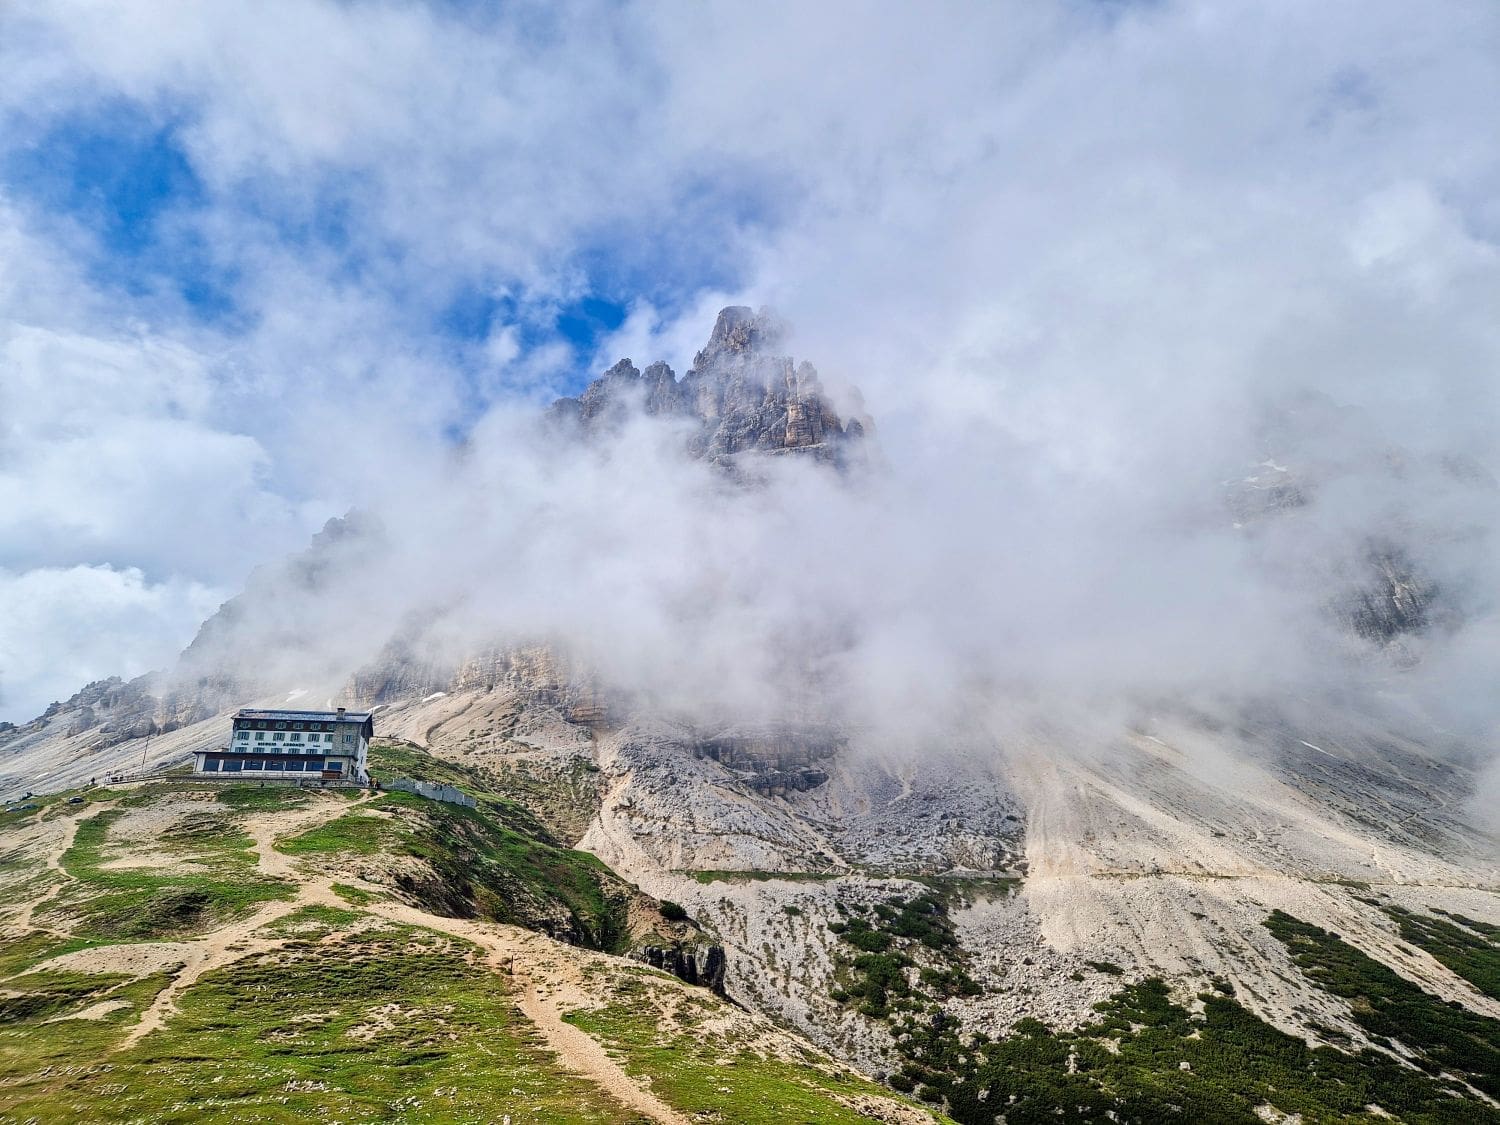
0 564 224 719
0 0 1498 754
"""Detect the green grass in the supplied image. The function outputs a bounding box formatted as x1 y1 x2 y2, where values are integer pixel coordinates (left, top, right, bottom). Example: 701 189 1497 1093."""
0 970 174 1094
255 904 365 938
330 881 380 905
368 740 484 793
50 809 294 940
564 975 945 1124
0 933 111 978
393 790 632 952
0 925 647 1124
689 869 842 884
275 809 396 855
285 747 635 952
216 784 311 811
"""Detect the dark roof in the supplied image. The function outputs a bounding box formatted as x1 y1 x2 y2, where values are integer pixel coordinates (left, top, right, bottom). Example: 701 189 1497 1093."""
234 708 374 723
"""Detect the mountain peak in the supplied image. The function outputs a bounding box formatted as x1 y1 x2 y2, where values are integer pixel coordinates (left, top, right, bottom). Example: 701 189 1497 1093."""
550 306 868 466
694 305 784 367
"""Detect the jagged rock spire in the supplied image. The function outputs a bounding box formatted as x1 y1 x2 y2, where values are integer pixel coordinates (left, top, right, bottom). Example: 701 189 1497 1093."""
549 306 870 467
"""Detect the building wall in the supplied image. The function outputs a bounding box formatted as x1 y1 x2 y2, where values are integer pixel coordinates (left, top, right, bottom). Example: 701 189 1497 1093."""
209 712 369 781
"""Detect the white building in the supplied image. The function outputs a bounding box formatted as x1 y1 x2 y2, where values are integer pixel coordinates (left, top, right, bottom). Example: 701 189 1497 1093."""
193 707 372 783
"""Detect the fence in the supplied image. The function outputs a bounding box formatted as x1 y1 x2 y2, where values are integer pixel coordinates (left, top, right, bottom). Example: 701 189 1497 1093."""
383 777 477 808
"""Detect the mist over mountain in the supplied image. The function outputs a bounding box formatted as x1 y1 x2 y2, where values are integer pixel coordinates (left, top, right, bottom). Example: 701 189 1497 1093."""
3 5 1500 1121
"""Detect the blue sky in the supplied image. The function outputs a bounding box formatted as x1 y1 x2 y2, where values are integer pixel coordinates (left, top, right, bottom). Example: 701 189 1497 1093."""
1 96 732 400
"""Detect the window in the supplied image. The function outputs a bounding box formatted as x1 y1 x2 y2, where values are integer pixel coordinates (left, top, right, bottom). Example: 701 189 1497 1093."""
257 720 266 729
289 733 302 742
202 758 220 772
273 732 285 741
344 733 354 744
255 731 265 741
293 722 303 730
276 721 287 730
236 731 249 741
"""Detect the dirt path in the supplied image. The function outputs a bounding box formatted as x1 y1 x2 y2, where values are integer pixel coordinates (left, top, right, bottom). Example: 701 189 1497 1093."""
11 803 114 935
117 794 379 1047
369 900 690 1125
117 895 299 1049
104 791 688 1122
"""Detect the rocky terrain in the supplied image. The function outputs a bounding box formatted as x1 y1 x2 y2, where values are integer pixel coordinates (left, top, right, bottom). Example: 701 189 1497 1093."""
549 306 870 467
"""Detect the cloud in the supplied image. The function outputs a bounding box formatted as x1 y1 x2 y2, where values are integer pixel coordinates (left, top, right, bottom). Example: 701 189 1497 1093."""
0 564 222 718
0 0 1498 759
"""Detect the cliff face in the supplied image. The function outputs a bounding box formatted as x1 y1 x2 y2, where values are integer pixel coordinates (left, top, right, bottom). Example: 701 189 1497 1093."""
550 306 870 466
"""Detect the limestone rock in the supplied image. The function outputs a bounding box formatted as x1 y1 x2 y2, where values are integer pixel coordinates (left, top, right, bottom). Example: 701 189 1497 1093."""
549 306 871 467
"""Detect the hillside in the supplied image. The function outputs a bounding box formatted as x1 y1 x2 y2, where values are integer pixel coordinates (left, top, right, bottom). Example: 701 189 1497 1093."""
0 750 940 1124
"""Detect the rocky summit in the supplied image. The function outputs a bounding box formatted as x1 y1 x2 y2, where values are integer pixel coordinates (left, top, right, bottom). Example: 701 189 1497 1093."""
550 306 870 466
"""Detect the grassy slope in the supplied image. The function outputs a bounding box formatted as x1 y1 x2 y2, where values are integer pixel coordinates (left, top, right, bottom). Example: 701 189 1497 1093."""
1 769 939 1124
53 799 295 940
566 969 949 1125
281 742 633 951
0 922 644 1124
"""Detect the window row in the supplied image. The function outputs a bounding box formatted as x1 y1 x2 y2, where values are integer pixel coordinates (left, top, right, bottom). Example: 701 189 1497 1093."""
236 731 354 743
242 720 340 731
201 756 343 774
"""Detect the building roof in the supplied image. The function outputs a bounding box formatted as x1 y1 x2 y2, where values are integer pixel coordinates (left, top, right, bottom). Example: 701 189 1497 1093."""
233 708 374 723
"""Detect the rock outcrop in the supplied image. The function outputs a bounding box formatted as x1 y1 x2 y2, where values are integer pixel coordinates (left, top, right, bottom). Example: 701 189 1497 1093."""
639 942 729 997
550 306 870 466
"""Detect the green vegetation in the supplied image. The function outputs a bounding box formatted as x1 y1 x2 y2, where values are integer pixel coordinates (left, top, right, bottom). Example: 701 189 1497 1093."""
284 746 634 952
0 925 645 1123
275 809 395 855
485 755 606 844
255 903 364 938
394 789 632 952
368 739 484 792
0 933 107 978
821 902 1500 1123
910 874 1023 905
0 970 174 1093
1378 902 1500 1001
689 868 841 884
52 809 293 940
216 784 309 810
1 766 927 1123
828 894 978 1019
1266 909 1500 1098
330 880 380 905
565 973 944 1124
658 899 689 922
895 974 1494 1124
